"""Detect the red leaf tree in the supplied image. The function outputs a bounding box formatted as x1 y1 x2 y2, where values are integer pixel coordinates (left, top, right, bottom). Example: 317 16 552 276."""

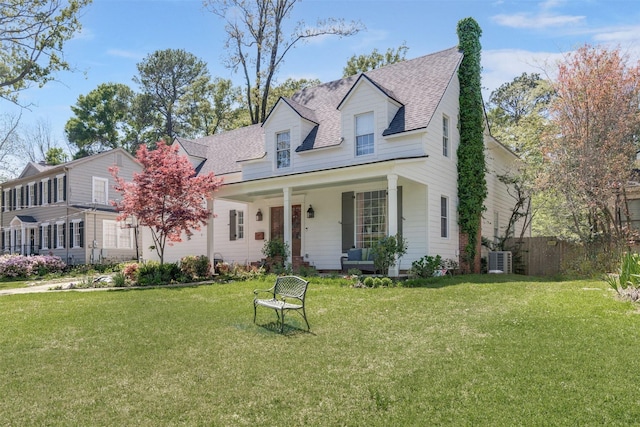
110 141 222 264
540 45 640 243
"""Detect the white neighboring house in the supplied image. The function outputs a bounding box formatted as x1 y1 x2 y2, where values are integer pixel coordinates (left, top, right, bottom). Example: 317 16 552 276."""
142 46 527 274
0 148 141 264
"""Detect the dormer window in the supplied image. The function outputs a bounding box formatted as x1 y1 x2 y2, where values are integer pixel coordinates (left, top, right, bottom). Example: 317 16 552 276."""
356 112 374 156
276 131 291 169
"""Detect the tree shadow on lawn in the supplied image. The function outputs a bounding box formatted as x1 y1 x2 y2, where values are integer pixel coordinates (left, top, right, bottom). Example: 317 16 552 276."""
402 273 564 289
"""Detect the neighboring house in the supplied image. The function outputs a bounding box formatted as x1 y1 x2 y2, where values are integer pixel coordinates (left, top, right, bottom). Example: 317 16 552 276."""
0 148 141 265
146 46 526 275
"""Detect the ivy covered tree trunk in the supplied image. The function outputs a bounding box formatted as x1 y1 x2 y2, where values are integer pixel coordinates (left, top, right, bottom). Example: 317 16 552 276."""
456 17 487 273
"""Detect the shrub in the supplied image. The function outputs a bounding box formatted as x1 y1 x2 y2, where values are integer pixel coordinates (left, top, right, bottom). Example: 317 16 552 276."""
363 277 374 288
112 272 127 287
409 255 443 278
0 255 66 279
372 277 383 288
604 252 640 294
371 234 407 274
381 277 393 287
122 263 140 282
137 261 180 286
180 255 211 281
216 262 265 281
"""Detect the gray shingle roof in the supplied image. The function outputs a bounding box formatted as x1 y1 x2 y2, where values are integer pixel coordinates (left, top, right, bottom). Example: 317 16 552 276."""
184 46 462 171
193 124 265 176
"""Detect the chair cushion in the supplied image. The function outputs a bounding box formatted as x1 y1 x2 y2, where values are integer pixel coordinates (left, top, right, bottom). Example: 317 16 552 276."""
347 248 362 261
361 248 369 261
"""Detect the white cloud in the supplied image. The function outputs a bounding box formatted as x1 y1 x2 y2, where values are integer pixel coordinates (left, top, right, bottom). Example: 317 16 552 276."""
482 48 564 96
492 12 584 29
492 0 585 29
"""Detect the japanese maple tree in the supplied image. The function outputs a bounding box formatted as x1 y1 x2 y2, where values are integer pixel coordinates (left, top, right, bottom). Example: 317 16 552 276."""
110 141 222 264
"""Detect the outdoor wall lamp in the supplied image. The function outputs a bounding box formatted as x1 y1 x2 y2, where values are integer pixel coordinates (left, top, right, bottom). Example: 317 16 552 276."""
256 209 263 221
307 205 315 219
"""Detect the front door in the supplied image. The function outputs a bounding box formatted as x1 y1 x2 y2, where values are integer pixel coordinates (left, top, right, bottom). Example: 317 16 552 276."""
270 205 301 257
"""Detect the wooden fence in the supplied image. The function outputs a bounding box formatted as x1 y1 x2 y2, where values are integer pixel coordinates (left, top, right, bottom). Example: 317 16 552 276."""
505 237 576 276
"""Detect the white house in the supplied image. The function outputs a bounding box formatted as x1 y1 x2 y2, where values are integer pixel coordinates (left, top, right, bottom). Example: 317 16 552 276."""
143 46 526 274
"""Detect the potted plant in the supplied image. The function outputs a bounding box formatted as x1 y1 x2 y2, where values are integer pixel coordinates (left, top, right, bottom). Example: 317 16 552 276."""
261 238 289 272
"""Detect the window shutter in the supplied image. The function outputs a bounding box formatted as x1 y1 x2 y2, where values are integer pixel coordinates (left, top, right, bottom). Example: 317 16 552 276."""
1 191 3 211
397 186 403 239
48 225 52 249
62 223 66 248
79 221 84 248
12 188 16 210
229 210 237 241
20 187 24 208
53 179 57 202
63 176 67 201
69 223 73 248
25 186 29 206
341 192 355 252
48 180 52 204
38 182 42 205
39 227 42 250
53 224 57 248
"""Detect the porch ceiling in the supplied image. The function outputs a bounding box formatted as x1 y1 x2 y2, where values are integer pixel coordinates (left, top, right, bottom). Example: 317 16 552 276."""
215 156 428 202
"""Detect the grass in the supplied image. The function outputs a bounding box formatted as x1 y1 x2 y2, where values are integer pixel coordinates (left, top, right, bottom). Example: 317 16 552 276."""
1 274 639 425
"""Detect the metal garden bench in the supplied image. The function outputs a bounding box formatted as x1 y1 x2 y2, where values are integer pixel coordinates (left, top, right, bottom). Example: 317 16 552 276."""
253 275 310 333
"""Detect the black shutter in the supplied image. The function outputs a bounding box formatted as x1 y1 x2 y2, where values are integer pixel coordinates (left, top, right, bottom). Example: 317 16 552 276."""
397 186 403 239
48 179 52 204
20 186 24 208
48 225 52 250
62 223 66 248
79 221 84 248
25 186 29 207
53 179 57 202
229 210 237 241
38 181 42 205
69 222 73 248
39 227 42 250
53 224 57 248
12 188 16 210
63 175 67 201
1 191 3 211
341 192 355 252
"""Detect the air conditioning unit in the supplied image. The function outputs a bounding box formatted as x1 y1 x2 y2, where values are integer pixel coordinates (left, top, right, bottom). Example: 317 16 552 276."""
488 251 512 274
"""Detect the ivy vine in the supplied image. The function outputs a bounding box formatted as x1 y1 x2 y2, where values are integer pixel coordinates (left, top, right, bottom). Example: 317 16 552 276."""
456 17 487 270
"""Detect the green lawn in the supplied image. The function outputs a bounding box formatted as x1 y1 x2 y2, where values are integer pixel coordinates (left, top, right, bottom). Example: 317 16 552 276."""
1 275 638 426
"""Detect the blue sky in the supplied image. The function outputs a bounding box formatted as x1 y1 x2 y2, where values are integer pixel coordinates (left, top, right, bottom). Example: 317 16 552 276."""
5 0 640 164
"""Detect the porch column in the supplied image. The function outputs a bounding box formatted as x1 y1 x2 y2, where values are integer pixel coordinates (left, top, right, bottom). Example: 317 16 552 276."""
387 174 399 277
20 226 25 255
283 187 292 266
206 197 215 274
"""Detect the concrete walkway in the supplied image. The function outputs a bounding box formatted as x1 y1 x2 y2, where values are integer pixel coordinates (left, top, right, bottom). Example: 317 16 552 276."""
0 277 113 296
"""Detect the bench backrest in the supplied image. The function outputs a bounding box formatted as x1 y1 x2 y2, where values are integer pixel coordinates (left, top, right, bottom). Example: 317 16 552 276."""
274 276 309 301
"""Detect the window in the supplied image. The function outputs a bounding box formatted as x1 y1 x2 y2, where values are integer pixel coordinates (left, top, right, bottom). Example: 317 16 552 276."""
56 222 65 249
237 210 244 239
28 183 35 207
3 229 9 252
103 220 133 249
356 112 374 156
92 177 108 204
41 178 49 205
71 220 83 248
3 190 9 212
442 115 450 157
276 131 290 169
440 196 449 238
356 190 387 248
15 186 22 210
41 223 49 250
15 228 22 251
56 175 64 202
